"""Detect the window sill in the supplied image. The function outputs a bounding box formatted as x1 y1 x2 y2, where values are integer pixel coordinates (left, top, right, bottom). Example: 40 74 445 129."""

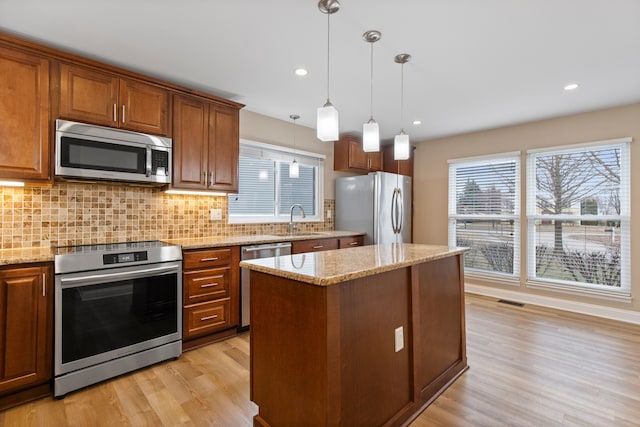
525 279 631 303
465 271 520 287
228 216 324 225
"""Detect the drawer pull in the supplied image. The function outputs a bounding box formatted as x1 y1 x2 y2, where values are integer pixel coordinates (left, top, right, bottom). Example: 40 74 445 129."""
313 245 324 249
200 283 218 288
349 242 359 246
200 257 219 262
201 314 218 321
193 275 224 281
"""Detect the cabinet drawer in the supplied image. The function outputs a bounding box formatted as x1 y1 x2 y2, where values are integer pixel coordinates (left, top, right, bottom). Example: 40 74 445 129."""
184 248 231 269
184 267 229 304
338 236 364 248
292 238 339 254
184 299 231 339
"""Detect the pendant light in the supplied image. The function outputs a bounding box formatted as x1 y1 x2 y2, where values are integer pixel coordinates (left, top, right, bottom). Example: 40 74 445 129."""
394 53 411 160
317 0 340 142
362 30 381 152
289 114 300 178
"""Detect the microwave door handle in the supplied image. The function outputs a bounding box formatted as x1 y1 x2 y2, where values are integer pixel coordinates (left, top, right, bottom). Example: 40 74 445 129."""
59 264 179 288
146 147 152 177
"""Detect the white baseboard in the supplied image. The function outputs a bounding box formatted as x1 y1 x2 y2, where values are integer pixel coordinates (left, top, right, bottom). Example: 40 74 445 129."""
465 283 640 325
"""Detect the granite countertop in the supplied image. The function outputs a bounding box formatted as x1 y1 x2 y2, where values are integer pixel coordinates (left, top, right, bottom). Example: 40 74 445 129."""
239 243 468 286
168 230 366 250
0 246 54 266
0 231 366 266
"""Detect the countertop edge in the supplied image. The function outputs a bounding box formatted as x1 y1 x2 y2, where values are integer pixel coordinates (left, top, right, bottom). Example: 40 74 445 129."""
240 245 469 286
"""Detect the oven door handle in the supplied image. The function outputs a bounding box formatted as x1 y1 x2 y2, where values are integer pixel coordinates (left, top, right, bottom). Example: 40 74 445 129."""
59 265 179 287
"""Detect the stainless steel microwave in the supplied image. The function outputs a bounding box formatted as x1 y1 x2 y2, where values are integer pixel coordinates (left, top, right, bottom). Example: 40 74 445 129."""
55 119 172 185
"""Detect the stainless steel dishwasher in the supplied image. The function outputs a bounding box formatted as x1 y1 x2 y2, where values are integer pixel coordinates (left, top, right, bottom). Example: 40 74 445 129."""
240 242 292 331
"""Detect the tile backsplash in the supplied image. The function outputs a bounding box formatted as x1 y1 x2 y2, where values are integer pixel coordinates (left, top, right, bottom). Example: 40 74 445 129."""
0 183 335 249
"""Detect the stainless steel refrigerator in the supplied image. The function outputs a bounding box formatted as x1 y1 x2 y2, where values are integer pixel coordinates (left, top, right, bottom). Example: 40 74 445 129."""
335 171 411 245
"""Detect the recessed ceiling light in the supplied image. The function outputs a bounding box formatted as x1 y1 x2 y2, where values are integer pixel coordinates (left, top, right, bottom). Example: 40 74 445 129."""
412 120 422 125
295 68 308 76
564 83 579 91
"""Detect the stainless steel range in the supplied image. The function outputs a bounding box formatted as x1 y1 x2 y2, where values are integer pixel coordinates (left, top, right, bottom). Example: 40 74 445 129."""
53 240 182 397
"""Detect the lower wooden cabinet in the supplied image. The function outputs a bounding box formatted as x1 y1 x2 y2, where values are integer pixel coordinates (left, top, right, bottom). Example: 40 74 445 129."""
0 264 52 409
338 236 364 249
291 238 339 254
182 247 239 350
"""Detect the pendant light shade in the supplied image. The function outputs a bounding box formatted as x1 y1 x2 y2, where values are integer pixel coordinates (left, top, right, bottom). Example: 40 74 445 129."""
363 120 379 152
289 114 300 178
362 30 381 152
394 131 410 160
394 53 411 160
317 102 339 142
317 0 340 142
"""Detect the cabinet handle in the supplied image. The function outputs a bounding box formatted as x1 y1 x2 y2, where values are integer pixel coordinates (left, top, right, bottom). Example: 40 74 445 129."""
42 273 46 297
209 171 214 188
113 104 117 122
203 171 208 187
122 105 126 123
200 283 219 288
200 257 219 262
201 314 218 321
349 242 359 246
368 158 371 169
193 275 224 281
313 245 324 249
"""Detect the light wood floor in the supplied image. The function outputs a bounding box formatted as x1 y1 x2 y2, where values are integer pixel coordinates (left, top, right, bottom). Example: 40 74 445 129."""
1 294 638 426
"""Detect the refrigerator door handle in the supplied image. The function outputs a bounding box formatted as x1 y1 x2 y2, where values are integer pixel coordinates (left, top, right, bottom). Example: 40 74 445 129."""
390 188 397 233
396 188 403 234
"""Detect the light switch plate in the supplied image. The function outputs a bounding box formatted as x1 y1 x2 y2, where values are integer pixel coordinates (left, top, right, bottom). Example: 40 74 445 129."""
210 208 222 221
395 326 404 352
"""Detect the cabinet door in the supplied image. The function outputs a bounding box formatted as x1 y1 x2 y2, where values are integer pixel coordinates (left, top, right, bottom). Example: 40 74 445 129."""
382 144 413 177
59 63 119 127
368 152 383 171
207 104 239 192
0 265 51 393
172 95 208 189
0 47 50 181
120 80 169 136
348 138 368 170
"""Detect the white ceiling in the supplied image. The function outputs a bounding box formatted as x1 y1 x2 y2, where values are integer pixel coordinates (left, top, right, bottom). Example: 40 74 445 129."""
2 0 639 142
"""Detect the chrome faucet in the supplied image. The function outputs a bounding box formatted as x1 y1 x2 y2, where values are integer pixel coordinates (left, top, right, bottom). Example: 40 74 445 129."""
289 204 306 234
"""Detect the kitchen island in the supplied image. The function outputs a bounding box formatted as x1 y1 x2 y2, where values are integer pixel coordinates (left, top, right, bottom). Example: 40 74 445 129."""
240 243 468 427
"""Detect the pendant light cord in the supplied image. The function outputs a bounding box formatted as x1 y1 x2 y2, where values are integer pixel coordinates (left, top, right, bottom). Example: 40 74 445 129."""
326 12 331 101
400 62 405 132
369 42 374 119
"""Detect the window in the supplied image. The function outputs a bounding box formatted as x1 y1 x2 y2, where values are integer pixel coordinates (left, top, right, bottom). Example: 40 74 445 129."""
228 140 324 223
448 153 520 277
526 139 630 294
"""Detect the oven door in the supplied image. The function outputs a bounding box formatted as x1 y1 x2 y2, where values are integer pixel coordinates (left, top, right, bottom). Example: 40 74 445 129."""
54 261 182 376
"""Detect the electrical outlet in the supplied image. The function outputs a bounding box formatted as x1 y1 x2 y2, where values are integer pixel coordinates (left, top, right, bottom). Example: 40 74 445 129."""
209 208 222 221
395 326 404 352
327 209 332 219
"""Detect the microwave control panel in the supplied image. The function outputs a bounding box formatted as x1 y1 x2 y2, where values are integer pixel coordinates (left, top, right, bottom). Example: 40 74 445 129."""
151 150 169 176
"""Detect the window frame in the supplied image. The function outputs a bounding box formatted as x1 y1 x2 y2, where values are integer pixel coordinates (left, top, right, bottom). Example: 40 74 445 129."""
228 139 325 224
525 138 631 297
448 152 521 280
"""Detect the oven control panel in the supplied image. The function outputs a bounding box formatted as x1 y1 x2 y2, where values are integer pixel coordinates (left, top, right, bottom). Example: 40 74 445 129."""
103 251 149 265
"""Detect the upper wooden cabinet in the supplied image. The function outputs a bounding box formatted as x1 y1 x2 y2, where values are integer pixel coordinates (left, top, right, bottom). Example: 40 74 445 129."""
59 63 170 136
382 144 414 177
334 135 383 173
0 264 52 403
0 46 50 182
172 95 239 192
